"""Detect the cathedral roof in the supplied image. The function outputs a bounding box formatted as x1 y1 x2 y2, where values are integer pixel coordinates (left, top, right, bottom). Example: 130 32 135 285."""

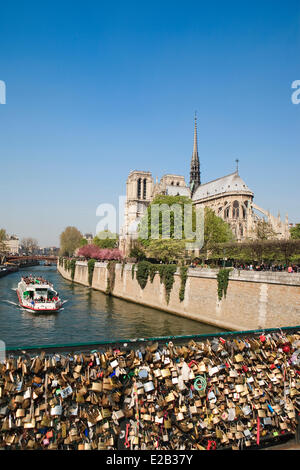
192 171 253 201
166 185 191 197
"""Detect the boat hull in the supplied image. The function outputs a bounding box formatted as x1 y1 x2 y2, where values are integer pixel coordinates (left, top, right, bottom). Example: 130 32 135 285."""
16 288 62 312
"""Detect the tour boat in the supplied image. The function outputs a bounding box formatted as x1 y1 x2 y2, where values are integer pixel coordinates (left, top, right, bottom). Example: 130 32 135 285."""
16 276 62 312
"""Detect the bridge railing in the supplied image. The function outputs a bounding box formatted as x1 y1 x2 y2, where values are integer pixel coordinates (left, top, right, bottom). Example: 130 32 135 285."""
2 325 299 451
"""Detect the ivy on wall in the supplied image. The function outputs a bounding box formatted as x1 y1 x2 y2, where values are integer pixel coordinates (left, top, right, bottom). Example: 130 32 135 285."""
121 260 126 278
134 261 178 304
157 265 177 304
179 266 188 302
106 261 117 295
136 261 151 289
217 268 232 301
87 259 96 286
63 259 72 272
149 264 157 283
70 259 76 281
60 258 182 306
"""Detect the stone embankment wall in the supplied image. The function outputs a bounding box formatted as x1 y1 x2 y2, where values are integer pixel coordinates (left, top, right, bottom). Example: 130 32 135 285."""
57 262 300 332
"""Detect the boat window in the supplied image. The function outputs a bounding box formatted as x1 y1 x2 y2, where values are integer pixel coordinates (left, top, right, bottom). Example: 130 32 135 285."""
35 288 48 296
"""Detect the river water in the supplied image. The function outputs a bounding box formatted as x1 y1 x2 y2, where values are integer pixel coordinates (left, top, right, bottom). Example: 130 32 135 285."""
0 265 224 349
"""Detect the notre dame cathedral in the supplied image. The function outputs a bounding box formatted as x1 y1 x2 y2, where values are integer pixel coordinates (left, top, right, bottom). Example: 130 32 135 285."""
119 116 289 256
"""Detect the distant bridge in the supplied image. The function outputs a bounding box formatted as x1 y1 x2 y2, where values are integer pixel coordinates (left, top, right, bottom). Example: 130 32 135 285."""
4 255 58 263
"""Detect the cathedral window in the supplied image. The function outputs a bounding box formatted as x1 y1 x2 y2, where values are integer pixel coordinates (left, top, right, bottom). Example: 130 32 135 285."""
143 179 147 199
224 206 230 218
232 200 239 218
137 178 142 199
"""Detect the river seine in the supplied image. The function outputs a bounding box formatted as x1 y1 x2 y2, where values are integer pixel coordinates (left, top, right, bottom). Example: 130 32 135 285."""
0 265 224 349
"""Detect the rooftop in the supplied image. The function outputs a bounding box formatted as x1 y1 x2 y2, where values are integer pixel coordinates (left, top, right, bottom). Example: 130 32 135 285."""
192 171 254 201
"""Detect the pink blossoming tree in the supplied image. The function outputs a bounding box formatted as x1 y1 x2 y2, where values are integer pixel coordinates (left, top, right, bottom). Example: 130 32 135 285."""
77 244 123 261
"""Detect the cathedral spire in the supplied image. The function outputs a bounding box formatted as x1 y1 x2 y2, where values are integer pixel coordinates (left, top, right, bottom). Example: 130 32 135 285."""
190 112 201 194
192 112 198 161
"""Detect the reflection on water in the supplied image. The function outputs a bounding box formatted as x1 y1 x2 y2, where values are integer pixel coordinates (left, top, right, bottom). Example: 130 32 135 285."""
20 309 57 330
0 265 224 348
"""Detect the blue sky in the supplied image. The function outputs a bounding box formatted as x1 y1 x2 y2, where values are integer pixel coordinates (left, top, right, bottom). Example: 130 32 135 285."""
1 0 299 246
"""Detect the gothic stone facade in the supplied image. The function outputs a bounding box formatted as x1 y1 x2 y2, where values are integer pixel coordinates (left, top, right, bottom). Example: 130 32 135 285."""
119 119 289 256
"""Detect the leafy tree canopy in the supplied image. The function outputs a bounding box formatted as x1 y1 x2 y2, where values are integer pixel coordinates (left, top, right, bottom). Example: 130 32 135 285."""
290 223 300 240
0 228 7 252
137 195 234 261
93 230 119 249
203 207 234 249
254 219 277 241
59 226 82 256
145 239 186 264
129 242 146 261
138 195 197 246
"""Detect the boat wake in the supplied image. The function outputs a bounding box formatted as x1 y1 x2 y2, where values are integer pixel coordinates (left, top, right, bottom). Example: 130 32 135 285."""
2 300 20 307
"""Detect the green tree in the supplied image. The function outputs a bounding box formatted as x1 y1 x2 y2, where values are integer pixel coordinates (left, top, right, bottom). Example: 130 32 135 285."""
254 219 276 240
204 207 234 249
210 239 300 265
138 195 197 263
59 226 82 256
273 239 300 266
138 195 233 262
0 228 7 252
145 239 185 263
79 238 88 247
138 195 196 246
129 241 146 261
290 224 300 240
93 230 119 249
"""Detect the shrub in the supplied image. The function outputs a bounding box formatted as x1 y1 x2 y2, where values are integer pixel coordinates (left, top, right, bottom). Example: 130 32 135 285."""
217 268 232 301
179 266 188 302
87 259 96 286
